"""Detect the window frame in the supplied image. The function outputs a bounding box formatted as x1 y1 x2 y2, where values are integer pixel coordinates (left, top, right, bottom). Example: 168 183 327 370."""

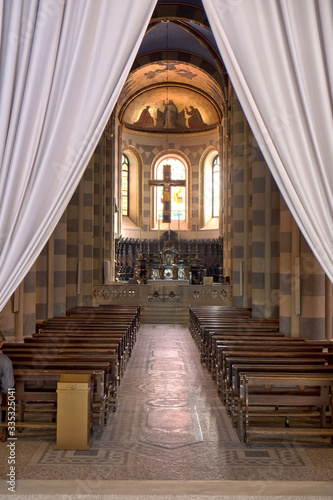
121 153 129 216
212 154 220 218
154 155 187 223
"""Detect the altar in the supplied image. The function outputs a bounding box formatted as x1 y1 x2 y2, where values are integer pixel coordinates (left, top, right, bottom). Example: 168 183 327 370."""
136 239 202 284
148 278 189 284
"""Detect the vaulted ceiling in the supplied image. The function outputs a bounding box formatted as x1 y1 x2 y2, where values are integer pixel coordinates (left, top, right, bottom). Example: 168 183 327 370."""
117 0 228 131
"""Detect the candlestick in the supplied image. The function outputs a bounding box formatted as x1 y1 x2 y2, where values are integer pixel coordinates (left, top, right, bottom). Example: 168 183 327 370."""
158 217 160 251
178 216 180 252
139 215 142 241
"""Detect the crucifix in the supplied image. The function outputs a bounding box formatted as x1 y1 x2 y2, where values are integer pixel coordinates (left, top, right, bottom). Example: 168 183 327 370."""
148 164 186 223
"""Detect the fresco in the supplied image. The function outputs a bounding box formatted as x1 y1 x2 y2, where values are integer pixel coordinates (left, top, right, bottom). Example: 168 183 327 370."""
122 86 220 132
117 61 224 110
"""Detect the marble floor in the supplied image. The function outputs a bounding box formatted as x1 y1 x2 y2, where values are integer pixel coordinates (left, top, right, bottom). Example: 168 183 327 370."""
0 324 332 497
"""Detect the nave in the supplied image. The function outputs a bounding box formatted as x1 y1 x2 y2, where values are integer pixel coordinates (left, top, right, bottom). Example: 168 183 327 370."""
1 323 333 498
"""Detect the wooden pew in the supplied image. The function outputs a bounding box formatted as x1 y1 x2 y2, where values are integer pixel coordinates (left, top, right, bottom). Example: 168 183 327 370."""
66 304 141 331
189 306 254 344
36 329 132 367
217 344 329 389
239 374 333 445
6 355 117 419
230 364 333 429
37 321 135 357
3 346 118 389
213 338 320 382
193 320 280 351
40 317 135 331
192 314 281 364
189 306 333 446
22 335 126 376
202 330 291 369
220 351 332 406
1 305 140 441
210 337 306 376
189 306 252 331
0 367 108 440
38 308 138 345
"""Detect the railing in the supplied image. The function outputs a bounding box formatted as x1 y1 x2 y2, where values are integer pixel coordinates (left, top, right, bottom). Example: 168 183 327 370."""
93 283 232 306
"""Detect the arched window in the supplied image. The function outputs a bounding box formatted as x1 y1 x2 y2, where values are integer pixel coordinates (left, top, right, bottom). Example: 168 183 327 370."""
201 148 220 227
121 154 129 216
155 156 186 222
212 155 220 218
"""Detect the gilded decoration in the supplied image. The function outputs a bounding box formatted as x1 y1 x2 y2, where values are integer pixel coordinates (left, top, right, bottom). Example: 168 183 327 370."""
122 86 219 134
117 62 224 112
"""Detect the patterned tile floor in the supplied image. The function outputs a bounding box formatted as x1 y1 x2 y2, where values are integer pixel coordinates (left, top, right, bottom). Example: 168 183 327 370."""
1 324 333 484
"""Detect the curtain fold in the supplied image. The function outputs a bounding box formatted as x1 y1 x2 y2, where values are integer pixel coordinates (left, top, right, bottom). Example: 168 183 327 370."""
0 0 157 311
203 0 333 282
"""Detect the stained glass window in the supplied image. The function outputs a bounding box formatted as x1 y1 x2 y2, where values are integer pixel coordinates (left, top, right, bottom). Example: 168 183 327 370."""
155 157 186 221
122 154 129 216
212 155 220 218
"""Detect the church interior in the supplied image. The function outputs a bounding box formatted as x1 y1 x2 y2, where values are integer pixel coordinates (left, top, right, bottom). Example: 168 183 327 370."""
0 0 332 498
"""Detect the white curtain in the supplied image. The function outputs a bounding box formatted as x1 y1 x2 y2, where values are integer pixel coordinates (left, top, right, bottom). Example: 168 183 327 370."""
0 0 157 311
203 0 333 282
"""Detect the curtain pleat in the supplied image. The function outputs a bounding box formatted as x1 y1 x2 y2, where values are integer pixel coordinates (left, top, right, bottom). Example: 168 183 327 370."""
203 0 333 282
0 0 157 310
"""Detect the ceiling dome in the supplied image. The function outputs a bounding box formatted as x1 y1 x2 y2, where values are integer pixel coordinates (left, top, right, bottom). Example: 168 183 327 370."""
116 0 227 132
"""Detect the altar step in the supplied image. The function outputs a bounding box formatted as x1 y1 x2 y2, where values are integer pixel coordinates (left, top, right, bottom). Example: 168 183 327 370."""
140 304 189 324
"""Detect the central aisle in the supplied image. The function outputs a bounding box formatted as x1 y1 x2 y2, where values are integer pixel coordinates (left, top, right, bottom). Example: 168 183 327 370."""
108 322 233 478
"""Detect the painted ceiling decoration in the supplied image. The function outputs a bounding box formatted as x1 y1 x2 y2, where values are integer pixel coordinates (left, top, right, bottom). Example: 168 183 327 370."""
122 85 220 133
117 0 227 134
118 62 224 109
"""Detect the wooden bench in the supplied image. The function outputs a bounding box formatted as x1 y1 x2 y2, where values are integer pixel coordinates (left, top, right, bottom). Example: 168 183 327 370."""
220 351 331 405
21 335 126 376
217 344 328 386
210 336 306 376
203 331 300 370
189 306 252 337
37 306 140 346
201 330 285 367
66 304 141 331
189 306 333 446
37 321 135 358
189 306 259 345
39 318 135 333
1 305 141 441
212 338 320 381
239 374 333 445
194 320 281 353
230 364 333 430
4 347 119 393
0 368 107 441
37 324 135 355
8 356 117 419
